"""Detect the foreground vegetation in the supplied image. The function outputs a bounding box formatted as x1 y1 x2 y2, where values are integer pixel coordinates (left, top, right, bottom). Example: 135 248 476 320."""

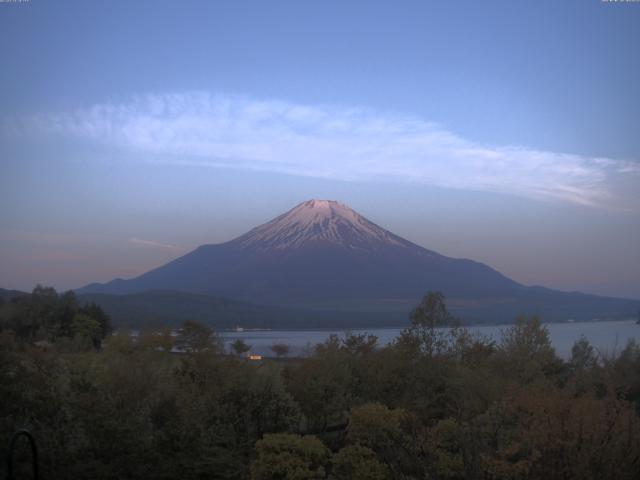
2 288 640 479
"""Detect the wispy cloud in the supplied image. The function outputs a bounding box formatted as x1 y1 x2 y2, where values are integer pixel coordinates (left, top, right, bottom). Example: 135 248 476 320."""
128 237 185 252
8 92 639 209
0 229 185 253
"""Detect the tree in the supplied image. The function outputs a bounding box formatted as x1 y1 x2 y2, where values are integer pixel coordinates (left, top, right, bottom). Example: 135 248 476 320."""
32 284 57 298
479 387 640 479
0 286 112 348
231 338 251 357
270 342 290 358
79 301 112 343
570 335 598 372
498 314 560 384
314 334 341 356
410 292 454 329
332 444 390 480
157 326 175 353
608 339 640 413
422 418 466 479
55 290 79 339
287 334 354 432
398 291 458 357
175 320 220 353
346 403 418 477
251 433 330 480
71 313 102 350
105 328 135 354
5 285 59 340
341 332 378 356
136 327 175 353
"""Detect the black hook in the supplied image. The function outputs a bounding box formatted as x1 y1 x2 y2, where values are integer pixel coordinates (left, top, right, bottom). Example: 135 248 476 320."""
6 430 38 480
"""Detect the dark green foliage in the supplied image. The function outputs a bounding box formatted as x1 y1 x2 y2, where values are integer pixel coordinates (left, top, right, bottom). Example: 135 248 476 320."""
0 285 111 349
410 291 456 329
79 301 113 345
331 444 390 480
341 332 378 356
1 290 639 479
270 342 290 358
605 339 640 413
345 403 420 477
399 291 465 357
570 335 598 372
175 319 222 353
251 434 330 479
495 314 564 384
231 338 252 356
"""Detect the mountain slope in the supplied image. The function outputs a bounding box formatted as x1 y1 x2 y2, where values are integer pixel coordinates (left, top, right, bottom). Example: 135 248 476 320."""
76 290 419 329
0 288 30 302
78 200 639 323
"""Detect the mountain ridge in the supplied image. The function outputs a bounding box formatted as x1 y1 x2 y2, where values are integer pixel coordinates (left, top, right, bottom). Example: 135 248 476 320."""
77 199 639 324
235 199 416 252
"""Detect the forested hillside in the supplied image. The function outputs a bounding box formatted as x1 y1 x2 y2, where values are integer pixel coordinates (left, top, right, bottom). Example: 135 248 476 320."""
2 289 639 479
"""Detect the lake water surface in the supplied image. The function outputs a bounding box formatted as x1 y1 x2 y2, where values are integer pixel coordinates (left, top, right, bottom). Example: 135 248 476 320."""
222 320 640 359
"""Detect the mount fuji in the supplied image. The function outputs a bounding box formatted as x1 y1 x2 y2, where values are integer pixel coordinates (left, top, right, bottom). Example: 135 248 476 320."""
78 200 639 324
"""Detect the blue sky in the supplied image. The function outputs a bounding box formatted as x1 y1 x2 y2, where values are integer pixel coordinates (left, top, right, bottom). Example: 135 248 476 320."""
1 0 639 298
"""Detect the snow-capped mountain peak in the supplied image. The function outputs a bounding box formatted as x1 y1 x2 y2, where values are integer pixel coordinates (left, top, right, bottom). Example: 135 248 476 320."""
235 199 407 251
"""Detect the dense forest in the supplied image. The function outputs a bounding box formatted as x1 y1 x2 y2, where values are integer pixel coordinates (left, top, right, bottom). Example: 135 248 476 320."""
1 287 640 479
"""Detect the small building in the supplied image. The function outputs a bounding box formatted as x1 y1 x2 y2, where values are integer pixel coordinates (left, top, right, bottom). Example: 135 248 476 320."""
248 354 262 361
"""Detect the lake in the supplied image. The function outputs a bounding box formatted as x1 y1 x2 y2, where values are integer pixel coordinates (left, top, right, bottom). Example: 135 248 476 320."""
221 320 640 359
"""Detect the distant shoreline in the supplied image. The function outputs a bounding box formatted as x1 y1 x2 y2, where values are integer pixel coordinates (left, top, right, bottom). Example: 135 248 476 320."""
218 317 639 334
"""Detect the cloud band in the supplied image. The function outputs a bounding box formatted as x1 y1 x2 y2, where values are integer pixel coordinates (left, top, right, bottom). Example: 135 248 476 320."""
8 92 639 209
